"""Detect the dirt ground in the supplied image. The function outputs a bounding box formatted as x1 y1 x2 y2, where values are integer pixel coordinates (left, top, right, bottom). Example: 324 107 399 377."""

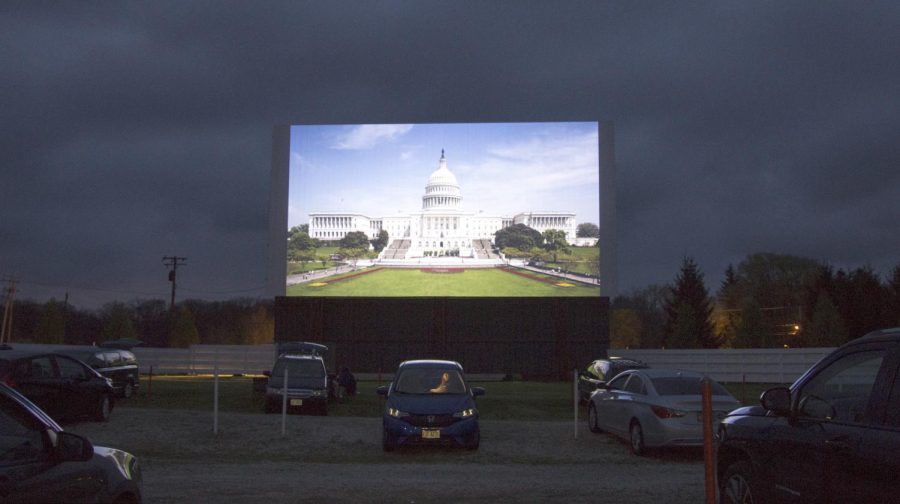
69 407 707 503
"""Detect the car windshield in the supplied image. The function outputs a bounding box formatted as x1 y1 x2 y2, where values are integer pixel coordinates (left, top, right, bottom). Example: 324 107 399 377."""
272 359 325 378
651 376 730 396
394 368 467 394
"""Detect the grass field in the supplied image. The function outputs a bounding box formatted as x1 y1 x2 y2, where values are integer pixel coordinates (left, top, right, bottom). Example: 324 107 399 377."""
125 376 774 420
543 246 599 275
286 267 601 297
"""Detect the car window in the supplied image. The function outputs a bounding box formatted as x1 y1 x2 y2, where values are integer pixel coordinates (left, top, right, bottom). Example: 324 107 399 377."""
272 358 325 378
55 356 88 380
105 352 123 366
121 351 136 365
624 375 646 395
607 374 629 391
394 368 466 394
14 357 55 379
797 350 885 424
0 394 46 465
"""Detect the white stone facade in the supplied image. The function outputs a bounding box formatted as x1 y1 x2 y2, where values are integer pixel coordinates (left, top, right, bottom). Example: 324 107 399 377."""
308 151 579 258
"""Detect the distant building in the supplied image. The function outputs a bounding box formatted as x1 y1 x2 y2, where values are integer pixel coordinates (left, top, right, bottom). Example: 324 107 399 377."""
308 151 578 259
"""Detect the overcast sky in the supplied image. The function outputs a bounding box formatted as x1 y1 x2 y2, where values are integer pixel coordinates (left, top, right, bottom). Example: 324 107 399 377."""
2 1 899 308
288 122 599 225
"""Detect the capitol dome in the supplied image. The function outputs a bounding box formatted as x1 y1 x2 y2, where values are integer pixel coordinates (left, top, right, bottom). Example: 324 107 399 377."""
422 150 462 210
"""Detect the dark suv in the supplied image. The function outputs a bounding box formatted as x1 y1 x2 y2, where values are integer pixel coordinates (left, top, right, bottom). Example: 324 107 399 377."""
263 343 331 415
577 357 648 403
717 328 900 503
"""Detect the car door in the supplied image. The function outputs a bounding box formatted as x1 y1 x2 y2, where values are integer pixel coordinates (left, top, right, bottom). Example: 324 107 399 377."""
11 357 61 419
52 356 99 419
597 373 632 437
768 344 891 503
851 345 900 502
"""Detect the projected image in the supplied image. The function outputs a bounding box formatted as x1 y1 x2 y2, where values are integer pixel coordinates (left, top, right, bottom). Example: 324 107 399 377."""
286 122 601 297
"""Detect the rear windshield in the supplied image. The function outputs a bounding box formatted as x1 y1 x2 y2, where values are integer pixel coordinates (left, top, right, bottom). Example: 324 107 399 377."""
394 368 466 394
272 359 325 378
651 377 730 396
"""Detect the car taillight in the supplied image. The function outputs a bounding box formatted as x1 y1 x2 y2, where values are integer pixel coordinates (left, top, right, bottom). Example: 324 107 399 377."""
651 405 686 419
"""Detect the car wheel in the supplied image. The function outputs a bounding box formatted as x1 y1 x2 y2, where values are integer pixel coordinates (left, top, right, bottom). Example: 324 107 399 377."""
588 403 603 433
95 394 111 422
629 420 645 456
382 428 396 452
122 381 134 399
465 429 480 450
721 461 757 504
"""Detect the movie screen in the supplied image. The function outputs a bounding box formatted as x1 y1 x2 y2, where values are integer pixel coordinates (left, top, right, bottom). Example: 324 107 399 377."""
286 122 601 297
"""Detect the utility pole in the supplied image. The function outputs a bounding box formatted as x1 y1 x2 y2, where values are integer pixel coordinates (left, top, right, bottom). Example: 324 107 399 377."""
162 256 187 311
1 276 17 344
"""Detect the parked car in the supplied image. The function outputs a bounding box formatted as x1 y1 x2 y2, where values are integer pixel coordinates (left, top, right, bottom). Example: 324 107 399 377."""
0 382 142 503
55 347 139 398
577 357 649 403
377 359 485 451
587 368 740 455
263 352 330 415
0 345 115 422
717 328 900 503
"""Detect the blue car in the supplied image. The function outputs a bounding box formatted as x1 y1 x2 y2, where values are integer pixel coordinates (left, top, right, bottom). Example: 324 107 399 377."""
377 360 485 451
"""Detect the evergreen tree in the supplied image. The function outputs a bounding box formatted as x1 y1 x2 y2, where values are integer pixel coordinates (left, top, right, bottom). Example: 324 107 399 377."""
716 264 741 347
733 297 765 348
664 257 718 348
808 292 848 347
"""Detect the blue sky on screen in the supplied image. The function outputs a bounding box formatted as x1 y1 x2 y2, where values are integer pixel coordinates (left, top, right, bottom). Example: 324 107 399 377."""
288 122 600 229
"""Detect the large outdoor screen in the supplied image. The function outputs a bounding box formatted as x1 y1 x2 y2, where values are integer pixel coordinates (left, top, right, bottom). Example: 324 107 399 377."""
271 122 611 297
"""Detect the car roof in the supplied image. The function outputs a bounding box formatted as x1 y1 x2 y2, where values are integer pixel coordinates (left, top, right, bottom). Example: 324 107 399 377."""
624 368 705 379
278 354 322 361
600 357 648 366
398 359 463 370
855 327 900 344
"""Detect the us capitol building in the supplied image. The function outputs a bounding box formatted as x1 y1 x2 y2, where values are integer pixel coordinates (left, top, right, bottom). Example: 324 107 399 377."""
307 151 579 260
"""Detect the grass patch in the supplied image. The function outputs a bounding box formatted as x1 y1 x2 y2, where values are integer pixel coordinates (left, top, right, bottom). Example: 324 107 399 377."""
286 267 600 297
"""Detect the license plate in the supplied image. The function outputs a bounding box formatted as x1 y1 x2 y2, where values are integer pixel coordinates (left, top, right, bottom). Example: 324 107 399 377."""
290 399 303 406
422 429 441 439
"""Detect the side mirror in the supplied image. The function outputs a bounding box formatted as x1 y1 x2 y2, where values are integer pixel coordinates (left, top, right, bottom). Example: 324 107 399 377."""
376 385 389 396
760 387 792 416
471 386 486 397
262 370 272 377
52 431 93 462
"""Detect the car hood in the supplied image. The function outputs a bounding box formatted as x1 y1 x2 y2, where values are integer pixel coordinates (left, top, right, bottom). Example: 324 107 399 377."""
725 405 768 417
388 393 474 414
92 445 142 500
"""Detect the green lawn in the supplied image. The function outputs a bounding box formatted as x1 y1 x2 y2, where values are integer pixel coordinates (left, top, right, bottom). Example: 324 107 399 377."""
286 267 601 297
124 376 769 420
543 246 599 276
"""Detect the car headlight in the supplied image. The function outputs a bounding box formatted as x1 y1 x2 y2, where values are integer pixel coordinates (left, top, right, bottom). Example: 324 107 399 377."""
387 407 410 418
453 408 476 418
313 389 325 397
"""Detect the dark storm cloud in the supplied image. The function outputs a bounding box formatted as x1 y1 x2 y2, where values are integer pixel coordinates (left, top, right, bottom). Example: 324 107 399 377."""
2 1 899 306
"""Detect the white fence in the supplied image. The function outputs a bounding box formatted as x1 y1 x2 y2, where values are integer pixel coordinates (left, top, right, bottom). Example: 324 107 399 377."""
610 348 837 385
134 345 276 375
126 344 838 384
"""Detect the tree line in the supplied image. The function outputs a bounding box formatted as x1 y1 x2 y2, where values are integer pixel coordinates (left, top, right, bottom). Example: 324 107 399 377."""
7 298 274 349
612 253 900 349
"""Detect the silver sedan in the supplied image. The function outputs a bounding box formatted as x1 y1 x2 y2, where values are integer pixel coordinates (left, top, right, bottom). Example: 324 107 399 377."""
587 368 741 455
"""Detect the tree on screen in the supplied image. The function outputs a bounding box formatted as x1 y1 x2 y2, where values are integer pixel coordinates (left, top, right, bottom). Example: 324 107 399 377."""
576 222 599 238
542 229 570 262
370 230 389 252
495 224 542 250
340 231 370 250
